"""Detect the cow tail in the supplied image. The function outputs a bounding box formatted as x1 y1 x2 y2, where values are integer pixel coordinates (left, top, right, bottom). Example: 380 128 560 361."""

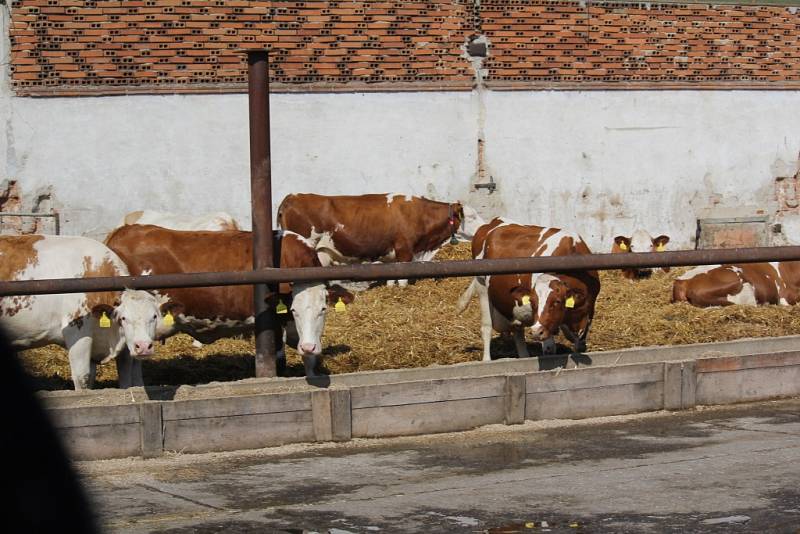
456 277 478 314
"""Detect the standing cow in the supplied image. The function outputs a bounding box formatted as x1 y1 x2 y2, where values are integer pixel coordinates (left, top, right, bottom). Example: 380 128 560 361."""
672 262 800 308
105 225 353 377
0 235 164 389
458 218 601 360
611 230 671 280
277 193 466 287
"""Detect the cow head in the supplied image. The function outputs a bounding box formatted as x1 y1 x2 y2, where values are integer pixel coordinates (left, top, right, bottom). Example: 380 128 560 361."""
92 290 163 358
612 230 670 278
448 202 465 244
511 274 571 342
455 204 487 242
291 283 354 356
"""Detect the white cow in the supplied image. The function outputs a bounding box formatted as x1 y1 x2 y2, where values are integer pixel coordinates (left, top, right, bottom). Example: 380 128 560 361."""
118 210 240 232
0 235 164 389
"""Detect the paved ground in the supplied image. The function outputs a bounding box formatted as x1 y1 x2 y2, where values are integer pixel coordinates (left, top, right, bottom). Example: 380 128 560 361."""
79 399 800 533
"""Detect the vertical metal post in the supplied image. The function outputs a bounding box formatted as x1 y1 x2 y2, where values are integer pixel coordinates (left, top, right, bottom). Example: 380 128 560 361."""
248 50 277 378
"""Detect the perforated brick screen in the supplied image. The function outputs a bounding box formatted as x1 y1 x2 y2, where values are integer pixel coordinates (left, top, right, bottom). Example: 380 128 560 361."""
9 1 800 95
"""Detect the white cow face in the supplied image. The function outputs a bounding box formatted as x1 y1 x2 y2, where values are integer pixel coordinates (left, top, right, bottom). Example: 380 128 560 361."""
95 290 161 358
291 283 354 355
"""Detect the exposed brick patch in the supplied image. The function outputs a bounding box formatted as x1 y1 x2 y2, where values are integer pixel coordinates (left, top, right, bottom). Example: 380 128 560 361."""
10 0 474 92
8 1 800 95
482 1 800 84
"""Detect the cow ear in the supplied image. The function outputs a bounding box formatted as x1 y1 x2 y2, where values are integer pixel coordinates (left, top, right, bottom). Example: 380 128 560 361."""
278 282 292 296
91 303 115 319
160 301 184 317
509 286 530 302
653 235 670 246
327 285 355 305
613 235 630 246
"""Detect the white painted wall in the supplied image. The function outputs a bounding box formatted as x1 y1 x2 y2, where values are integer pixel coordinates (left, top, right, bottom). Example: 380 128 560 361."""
2 6 799 252
2 91 478 241
483 90 800 250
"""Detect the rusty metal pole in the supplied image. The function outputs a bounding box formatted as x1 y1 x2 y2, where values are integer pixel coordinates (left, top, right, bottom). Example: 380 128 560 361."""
248 50 277 378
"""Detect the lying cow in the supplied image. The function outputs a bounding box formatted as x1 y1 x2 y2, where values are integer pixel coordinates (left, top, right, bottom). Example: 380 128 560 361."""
117 209 240 232
672 262 800 308
277 193 466 287
457 218 601 360
612 230 671 280
105 225 354 377
0 235 163 389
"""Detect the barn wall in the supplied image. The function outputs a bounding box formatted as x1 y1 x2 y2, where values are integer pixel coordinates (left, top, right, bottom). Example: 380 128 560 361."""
4 1 800 248
4 86 800 249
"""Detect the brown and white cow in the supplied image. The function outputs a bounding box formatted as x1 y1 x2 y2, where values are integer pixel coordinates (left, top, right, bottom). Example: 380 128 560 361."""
277 193 466 287
672 262 800 308
0 235 164 389
612 230 671 280
118 209 240 232
457 218 601 360
105 225 354 377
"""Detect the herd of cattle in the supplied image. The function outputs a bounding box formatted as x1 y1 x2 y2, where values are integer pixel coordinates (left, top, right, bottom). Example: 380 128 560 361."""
1 193 799 390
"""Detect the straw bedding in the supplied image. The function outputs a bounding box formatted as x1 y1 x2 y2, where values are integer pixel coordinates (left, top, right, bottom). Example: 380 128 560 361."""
19 243 800 390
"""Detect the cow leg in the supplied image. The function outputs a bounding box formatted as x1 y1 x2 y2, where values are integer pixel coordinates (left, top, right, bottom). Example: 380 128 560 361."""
302 353 319 377
476 278 493 361
115 348 142 389
391 245 414 288
541 336 557 355
560 324 587 353
67 337 93 390
512 327 530 358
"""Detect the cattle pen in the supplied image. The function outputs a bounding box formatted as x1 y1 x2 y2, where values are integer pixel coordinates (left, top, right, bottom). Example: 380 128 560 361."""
6 50 800 460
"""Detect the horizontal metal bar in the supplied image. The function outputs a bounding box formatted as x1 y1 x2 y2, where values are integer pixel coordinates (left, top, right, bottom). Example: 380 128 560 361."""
699 216 769 224
0 212 58 218
2 246 800 297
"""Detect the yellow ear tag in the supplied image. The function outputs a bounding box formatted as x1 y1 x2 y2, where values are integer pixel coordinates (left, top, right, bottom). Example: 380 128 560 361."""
276 300 288 315
99 312 111 328
163 311 175 326
619 242 628 251
521 295 531 305
656 243 665 252
565 296 576 309
334 297 347 312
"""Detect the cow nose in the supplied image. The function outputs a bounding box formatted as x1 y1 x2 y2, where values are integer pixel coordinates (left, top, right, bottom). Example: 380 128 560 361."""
134 341 154 356
299 342 318 354
530 324 547 341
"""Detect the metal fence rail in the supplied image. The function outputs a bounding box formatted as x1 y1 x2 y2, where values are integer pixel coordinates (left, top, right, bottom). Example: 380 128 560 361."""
2 246 800 297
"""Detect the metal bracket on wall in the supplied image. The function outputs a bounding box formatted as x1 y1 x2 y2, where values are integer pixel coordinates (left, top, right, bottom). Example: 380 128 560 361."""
474 176 497 193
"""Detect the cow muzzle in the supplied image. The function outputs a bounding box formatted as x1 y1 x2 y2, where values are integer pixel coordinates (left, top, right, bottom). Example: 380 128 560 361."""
530 323 551 341
133 340 155 357
298 342 320 355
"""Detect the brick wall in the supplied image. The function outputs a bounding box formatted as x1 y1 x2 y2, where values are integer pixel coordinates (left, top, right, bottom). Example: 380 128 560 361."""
8 1 800 96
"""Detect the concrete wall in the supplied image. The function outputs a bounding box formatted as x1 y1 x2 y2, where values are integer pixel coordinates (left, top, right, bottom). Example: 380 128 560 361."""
4 15 800 248
43 340 800 461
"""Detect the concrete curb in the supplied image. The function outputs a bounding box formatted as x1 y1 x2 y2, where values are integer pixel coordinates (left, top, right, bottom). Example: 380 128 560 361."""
42 338 800 461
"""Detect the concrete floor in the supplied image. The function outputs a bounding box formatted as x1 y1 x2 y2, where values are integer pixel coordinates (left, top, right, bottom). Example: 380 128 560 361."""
79 398 800 533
